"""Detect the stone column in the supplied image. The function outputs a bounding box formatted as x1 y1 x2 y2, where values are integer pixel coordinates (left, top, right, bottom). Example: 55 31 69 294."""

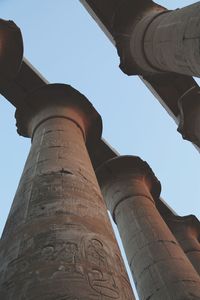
117 2 200 77
96 155 200 300
165 215 200 276
0 84 134 300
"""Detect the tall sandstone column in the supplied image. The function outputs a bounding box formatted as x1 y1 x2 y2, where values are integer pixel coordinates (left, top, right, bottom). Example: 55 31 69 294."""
96 155 200 300
0 84 134 300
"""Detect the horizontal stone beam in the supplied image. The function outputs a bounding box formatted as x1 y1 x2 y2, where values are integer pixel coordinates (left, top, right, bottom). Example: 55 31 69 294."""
0 19 23 90
0 17 175 216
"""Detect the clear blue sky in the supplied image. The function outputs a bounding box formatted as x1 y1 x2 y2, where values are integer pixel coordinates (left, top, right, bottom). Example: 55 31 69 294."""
0 0 199 298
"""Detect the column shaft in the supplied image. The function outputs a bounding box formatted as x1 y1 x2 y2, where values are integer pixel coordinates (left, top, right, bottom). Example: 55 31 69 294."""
0 85 134 299
166 215 200 276
97 156 200 300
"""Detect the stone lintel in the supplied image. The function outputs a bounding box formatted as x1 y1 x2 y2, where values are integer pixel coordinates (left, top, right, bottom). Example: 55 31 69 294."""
0 19 23 85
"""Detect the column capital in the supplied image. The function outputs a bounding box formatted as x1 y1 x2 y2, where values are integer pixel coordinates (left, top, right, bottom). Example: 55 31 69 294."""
166 214 200 240
0 19 23 85
15 83 102 146
165 214 200 275
96 155 161 199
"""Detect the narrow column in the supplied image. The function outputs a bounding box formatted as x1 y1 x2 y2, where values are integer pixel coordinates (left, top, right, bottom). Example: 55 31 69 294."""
96 155 200 300
0 84 134 300
165 215 200 276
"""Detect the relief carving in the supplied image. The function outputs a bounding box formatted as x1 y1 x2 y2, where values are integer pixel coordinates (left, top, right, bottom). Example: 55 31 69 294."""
85 238 119 298
88 269 119 299
40 240 84 280
4 256 30 290
86 239 108 269
38 234 120 297
3 224 129 298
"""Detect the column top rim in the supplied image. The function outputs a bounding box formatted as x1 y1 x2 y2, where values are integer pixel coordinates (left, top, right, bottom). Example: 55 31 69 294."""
165 214 200 239
166 214 200 227
96 155 161 199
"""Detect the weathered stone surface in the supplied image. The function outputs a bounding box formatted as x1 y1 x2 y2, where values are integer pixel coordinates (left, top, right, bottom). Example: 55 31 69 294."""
177 86 200 148
0 19 23 85
118 2 200 77
0 84 134 300
165 214 200 276
96 155 200 300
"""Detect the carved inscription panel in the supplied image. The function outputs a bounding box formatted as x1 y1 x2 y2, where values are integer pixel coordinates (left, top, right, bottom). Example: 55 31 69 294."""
2 224 133 299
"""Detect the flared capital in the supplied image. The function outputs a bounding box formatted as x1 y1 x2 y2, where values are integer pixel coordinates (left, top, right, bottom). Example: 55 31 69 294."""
15 84 102 147
0 19 23 85
166 214 200 240
96 155 161 199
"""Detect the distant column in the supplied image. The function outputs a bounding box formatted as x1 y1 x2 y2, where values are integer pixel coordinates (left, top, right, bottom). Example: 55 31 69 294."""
166 214 200 276
96 155 200 300
0 84 134 300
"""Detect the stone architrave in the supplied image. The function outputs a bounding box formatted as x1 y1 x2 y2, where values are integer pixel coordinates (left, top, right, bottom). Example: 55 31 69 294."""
0 19 23 86
0 84 134 300
166 214 200 276
96 155 200 300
